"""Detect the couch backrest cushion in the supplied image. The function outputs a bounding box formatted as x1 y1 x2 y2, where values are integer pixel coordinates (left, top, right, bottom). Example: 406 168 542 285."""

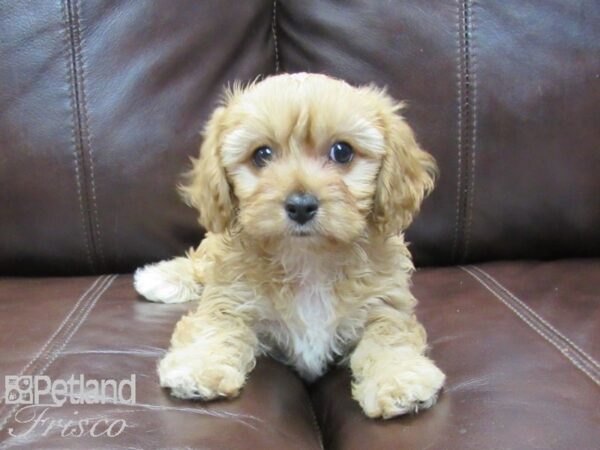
278 0 600 265
1 0 599 275
1 0 274 275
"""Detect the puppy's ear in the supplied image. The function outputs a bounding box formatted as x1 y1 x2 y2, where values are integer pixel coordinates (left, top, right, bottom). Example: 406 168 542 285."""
180 107 234 233
372 103 437 236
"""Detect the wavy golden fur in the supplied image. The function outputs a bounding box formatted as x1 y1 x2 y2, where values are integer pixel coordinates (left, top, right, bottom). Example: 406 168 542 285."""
134 73 445 419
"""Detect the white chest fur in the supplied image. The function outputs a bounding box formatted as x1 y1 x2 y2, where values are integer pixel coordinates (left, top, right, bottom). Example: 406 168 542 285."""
262 244 351 381
284 276 338 380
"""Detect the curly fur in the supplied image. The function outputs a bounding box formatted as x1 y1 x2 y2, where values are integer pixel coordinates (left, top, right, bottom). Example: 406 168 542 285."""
134 73 444 419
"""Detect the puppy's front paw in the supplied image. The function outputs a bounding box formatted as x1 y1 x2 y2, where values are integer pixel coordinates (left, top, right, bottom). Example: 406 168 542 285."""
352 356 445 419
134 257 201 304
158 348 247 400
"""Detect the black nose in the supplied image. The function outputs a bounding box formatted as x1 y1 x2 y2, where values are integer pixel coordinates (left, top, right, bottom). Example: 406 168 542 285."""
285 193 319 224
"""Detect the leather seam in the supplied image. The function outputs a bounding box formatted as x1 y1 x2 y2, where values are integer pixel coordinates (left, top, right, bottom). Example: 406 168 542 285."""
452 0 467 262
306 395 325 450
271 0 280 73
463 1 477 261
451 0 463 262
471 266 600 372
35 275 118 375
61 0 95 273
0 275 117 432
72 0 105 269
64 0 104 272
0 276 103 419
461 266 600 386
452 0 475 263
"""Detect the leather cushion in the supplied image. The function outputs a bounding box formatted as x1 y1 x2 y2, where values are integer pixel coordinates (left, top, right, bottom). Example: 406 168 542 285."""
2 1 599 274
0 0 275 275
310 260 600 449
0 275 323 449
278 0 600 265
1 260 598 448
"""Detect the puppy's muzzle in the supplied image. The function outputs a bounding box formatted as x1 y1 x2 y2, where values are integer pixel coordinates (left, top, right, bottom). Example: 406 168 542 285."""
285 192 318 225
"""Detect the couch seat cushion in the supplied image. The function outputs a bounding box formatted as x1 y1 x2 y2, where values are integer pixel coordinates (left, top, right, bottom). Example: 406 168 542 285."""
0 259 598 449
311 259 600 450
0 275 323 449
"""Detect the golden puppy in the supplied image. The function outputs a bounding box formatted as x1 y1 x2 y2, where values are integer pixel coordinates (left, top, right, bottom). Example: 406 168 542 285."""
134 73 445 419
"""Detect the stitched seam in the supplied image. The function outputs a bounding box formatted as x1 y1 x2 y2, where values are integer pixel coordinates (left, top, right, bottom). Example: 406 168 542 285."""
451 0 462 260
38 275 117 373
73 0 105 269
452 0 472 263
0 277 112 413
1 277 104 383
306 395 325 450
0 276 103 419
462 266 600 385
461 266 600 386
271 0 280 73
0 275 117 433
62 0 95 273
458 0 473 263
471 266 600 372
463 1 477 261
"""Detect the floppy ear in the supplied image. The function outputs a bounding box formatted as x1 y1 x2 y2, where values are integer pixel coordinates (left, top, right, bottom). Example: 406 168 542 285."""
372 105 438 236
179 107 234 233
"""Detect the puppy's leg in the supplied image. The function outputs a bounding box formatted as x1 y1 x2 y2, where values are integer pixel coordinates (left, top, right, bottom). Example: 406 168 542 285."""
134 256 201 304
158 286 257 400
351 304 445 419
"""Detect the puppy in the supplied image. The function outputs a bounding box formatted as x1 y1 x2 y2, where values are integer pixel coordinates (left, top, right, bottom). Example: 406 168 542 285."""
134 73 445 419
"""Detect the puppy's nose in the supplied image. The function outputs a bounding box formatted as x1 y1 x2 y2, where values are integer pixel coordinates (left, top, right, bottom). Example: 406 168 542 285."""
285 193 319 224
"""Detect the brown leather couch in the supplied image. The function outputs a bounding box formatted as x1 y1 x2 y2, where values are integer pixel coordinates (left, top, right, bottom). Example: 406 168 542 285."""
1 1 598 448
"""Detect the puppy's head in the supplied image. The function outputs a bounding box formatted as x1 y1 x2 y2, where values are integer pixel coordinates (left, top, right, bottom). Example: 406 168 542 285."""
181 74 436 244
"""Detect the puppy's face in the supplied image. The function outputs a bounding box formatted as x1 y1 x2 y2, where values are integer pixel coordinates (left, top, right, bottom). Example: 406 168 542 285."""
182 74 436 245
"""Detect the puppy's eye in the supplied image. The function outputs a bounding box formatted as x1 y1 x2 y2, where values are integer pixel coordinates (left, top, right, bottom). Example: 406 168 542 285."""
252 146 275 168
329 142 354 164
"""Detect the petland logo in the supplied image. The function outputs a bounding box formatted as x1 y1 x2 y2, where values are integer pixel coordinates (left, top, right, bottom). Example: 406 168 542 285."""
5 375 136 406
4 375 136 438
